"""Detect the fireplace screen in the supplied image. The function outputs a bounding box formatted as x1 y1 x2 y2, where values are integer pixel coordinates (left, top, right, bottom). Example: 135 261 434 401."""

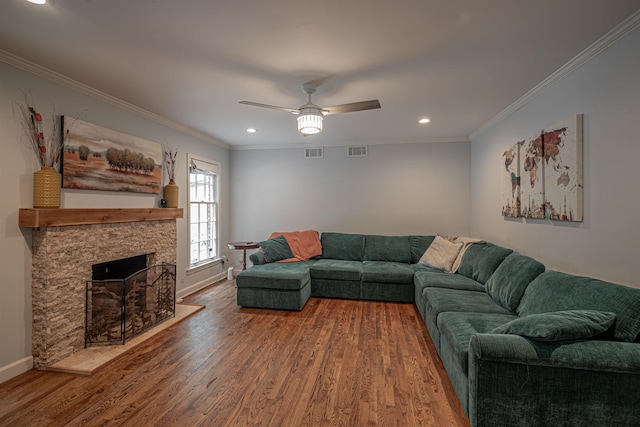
85 263 176 346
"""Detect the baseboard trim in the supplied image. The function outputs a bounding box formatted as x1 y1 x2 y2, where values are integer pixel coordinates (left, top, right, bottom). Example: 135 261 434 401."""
177 271 227 299
0 356 33 385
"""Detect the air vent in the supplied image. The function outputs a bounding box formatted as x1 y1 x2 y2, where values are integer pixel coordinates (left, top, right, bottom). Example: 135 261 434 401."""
304 147 324 159
348 146 367 157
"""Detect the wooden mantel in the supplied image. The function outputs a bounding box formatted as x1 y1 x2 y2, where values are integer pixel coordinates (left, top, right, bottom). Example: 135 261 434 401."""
19 208 183 228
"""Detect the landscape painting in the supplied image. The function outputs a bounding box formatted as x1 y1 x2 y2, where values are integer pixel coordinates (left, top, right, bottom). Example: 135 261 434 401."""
542 114 583 221
62 117 162 194
500 141 521 218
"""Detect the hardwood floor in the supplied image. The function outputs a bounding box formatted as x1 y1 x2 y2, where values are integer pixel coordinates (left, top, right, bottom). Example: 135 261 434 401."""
0 280 470 426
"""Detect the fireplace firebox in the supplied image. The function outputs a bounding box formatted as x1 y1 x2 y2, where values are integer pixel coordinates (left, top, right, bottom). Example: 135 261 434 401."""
86 255 176 346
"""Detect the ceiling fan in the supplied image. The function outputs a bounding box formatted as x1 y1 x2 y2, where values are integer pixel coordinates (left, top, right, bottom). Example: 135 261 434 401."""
239 82 381 136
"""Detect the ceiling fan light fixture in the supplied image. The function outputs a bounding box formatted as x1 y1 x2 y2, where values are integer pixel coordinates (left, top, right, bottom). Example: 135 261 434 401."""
297 108 323 135
241 83 380 137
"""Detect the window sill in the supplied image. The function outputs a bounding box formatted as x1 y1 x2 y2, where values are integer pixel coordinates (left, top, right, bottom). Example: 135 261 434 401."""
187 258 223 275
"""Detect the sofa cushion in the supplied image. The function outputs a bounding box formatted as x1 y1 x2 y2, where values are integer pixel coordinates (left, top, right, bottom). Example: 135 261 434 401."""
485 253 545 312
360 282 415 302
423 288 514 323
412 264 444 274
518 270 640 342
414 270 486 293
311 278 360 299
310 259 363 281
362 261 415 284
363 235 411 263
418 236 463 272
489 310 617 341
236 261 314 290
457 243 513 285
421 287 514 351
237 283 311 311
249 250 266 266
320 232 364 261
409 235 435 264
438 312 518 374
258 235 294 263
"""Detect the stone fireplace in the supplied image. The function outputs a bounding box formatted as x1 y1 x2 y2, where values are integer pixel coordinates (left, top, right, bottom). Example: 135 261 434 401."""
20 208 182 370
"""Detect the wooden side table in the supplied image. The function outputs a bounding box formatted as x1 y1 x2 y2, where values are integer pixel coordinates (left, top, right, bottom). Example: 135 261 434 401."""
228 242 259 270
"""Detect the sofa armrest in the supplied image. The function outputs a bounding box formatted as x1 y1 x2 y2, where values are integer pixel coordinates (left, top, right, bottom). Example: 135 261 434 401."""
469 333 640 373
468 334 640 427
249 250 266 266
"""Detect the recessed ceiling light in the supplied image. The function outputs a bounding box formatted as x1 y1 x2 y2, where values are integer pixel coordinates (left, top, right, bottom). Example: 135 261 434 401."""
246 128 257 133
419 118 431 124
26 0 47 4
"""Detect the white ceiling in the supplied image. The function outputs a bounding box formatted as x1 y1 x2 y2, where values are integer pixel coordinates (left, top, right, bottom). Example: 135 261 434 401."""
1 0 639 149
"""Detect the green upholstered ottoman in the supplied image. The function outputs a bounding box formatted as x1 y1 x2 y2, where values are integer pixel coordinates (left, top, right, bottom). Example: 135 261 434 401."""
235 261 314 310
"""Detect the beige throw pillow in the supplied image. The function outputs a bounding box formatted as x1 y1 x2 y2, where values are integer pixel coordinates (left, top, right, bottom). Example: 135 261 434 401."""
418 235 464 272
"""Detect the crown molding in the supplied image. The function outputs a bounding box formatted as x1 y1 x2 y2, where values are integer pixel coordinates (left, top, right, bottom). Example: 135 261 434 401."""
470 9 640 140
0 49 229 150
230 136 469 151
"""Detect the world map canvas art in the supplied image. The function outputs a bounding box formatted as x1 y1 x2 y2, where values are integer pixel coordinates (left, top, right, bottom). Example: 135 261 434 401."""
501 114 583 222
543 115 583 221
500 141 521 218
519 131 546 219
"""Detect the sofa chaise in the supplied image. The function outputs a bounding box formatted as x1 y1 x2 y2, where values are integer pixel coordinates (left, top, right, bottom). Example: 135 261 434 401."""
235 231 640 426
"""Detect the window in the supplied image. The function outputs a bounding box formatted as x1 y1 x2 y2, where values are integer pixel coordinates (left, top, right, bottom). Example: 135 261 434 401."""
188 155 220 267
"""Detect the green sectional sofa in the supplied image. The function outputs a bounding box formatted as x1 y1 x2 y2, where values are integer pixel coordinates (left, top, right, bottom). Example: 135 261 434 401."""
235 232 640 427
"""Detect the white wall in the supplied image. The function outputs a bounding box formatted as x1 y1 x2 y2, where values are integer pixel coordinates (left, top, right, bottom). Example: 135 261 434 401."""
470 25 640 288
0 61 230 382
229 141 471 264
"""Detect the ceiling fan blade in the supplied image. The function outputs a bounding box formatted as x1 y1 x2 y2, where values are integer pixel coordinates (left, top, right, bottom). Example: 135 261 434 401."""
239 101 299 114
322 99 381 115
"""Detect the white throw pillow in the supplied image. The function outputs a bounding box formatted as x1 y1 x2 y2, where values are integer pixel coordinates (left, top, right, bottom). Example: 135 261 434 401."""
418 235 464 272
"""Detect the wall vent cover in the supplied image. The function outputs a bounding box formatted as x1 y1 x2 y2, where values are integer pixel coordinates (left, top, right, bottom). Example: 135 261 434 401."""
304 147 324 159
348 146 368 157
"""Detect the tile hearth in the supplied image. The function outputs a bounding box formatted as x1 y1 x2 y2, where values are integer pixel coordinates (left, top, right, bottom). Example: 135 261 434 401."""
48 304 204 375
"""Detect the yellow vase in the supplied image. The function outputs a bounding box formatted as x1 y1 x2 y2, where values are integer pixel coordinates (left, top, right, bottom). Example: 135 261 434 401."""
33 166 61 209
164 181 179 208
